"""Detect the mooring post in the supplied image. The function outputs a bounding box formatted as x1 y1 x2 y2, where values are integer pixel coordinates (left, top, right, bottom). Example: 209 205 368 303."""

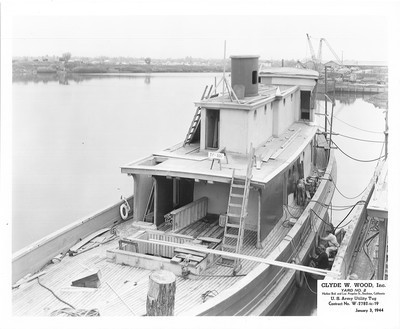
146 270 176 316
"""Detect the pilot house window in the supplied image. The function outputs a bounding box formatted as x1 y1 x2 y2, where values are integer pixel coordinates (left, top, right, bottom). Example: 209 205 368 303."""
252 71 258 84
206 109 219 149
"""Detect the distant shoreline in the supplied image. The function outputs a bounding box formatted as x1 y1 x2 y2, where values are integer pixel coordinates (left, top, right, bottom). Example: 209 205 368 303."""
12 60 227 79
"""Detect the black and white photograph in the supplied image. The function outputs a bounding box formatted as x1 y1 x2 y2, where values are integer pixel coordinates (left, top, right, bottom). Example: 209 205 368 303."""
1 0 399 328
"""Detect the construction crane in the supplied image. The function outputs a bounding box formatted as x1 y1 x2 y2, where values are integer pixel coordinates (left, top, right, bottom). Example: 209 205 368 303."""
306 34 319 70
320 38 342 65
317 38 323 64
297 60 306 69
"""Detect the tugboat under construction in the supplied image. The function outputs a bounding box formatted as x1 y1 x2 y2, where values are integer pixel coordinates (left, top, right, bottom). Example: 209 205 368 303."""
12 55 337 316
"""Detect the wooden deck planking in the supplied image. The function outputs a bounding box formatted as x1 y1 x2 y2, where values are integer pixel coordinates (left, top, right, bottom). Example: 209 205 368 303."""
13 205 295 316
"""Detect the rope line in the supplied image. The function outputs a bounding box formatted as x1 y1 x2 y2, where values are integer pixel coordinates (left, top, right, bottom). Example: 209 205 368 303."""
327 173 370 200
306 200 365 210
335 133 384 143
333 201 366 232
50 308 100 317
363 231 379 280
37 277 75 309
310 209 331 226
332 141 386 162
333 116 383 134
303 272 317 294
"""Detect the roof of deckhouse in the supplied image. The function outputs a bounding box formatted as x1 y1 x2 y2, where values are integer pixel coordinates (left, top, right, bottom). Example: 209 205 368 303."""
259 67 319 79
121 121 318 188
194 84 297 110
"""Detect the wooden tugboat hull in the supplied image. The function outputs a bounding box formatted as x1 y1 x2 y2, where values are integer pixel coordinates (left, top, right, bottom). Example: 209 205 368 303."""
12 196 133 284
185 154 336 316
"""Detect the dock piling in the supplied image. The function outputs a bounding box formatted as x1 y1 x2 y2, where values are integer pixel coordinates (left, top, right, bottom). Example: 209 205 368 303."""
146 270 176 316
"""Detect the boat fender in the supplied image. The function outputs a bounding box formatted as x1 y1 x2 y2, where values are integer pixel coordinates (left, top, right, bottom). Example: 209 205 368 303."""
292 257 304 288
119 198 131 220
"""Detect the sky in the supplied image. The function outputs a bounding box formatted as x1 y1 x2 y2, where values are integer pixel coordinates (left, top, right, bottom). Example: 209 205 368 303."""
10 8 390 61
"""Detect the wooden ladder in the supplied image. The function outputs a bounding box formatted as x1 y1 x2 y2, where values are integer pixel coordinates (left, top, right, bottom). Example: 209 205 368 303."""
183 106 201 146
183 85 212 147
222 147 255 274
142 185 154 222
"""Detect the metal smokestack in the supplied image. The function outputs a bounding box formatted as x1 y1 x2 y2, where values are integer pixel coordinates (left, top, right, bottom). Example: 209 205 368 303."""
230 55 259 99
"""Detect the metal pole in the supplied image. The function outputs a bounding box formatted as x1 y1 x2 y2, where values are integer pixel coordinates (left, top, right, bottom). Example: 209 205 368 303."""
328 101 335 159
385 105 388 160
325 66 328 133
222 40 226 102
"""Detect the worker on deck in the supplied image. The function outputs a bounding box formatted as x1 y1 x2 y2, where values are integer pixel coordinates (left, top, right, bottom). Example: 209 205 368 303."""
309 246 329 269
295 178 306 206
320 229 340 257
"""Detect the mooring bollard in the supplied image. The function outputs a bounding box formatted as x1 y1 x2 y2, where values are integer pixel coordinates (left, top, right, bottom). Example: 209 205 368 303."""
146 270 176 316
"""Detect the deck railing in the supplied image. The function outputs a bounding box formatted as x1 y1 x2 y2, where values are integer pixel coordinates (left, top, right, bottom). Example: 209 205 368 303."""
167 197 208 231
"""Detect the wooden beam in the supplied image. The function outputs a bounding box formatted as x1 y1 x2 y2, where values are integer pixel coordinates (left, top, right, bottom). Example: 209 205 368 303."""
12 271 47 289
147 239 339 277
69 227 110 255
270 128 302 160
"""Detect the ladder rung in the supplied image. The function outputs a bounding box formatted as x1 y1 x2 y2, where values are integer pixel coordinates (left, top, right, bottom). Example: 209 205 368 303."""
222 245 237 250
231 193 244 198
224 233 238 239
226 223 240 229
229 203 242 207
227 213 241 217
232 184 245 188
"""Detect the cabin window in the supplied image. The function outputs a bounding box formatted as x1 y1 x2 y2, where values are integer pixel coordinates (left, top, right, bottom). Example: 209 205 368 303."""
300 90 311 120
206 109 220 149
252 71 258 84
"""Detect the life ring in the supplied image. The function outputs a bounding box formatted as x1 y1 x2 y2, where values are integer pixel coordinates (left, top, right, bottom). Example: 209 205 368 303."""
119 200 130 220
292 258 304 288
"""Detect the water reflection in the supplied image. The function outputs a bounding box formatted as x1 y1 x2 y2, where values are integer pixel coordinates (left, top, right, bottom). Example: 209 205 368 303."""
316 91 388 109
13 72 155 85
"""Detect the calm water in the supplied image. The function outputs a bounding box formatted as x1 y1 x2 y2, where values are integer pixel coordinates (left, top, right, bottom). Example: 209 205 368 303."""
12 73 386 315
12 73 222 252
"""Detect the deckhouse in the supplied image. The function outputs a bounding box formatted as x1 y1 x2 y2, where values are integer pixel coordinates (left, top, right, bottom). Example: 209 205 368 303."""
121 56 320 249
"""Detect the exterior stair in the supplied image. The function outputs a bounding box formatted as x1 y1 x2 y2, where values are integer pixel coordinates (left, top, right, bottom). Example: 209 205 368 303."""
183 85 211 146
221 147 255 275
183 107 201 146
